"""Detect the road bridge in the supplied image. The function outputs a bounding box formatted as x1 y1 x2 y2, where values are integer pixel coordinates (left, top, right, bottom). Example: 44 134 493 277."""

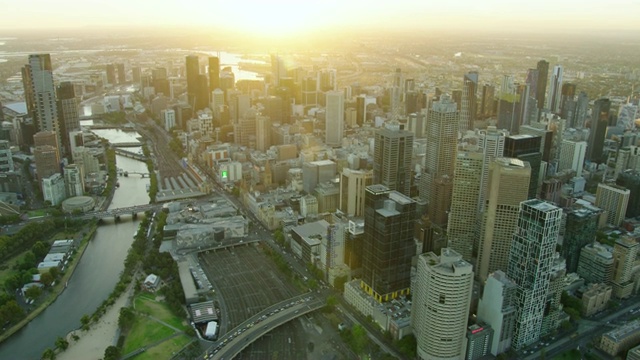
114 148 146 161
199 293 324 360
78 203 162 220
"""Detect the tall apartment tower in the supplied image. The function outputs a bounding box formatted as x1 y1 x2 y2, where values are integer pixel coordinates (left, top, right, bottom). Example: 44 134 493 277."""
562 204 602 273
587 98 611 162
477 158 531 282
339 168 373 217
508 199 562 349
616 170 640 218
412 248 473 360
64 163 84 197
477 126 507 212
558 140 587 177
361 185 416 302
22 54 59 136
373 123 413 197
536 60 549 111
574 92 589 129
611 236 639 299
255 115 271 152
325 91 345 147
208 56 220 91
447 148 484 260
185 55 200 107
477 270 518 356
595 183 630 227
56 81 79 157
548 65 563 113
460 71 478 132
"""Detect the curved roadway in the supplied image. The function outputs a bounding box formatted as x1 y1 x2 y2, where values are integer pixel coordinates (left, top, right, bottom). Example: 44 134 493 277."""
200 294 323 360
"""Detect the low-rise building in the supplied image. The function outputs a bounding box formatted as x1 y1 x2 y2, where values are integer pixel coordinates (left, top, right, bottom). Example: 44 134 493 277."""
599 319 640 356
582 283 612 317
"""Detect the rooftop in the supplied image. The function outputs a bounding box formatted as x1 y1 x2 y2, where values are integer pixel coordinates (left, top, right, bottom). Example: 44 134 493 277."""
603 318 640 342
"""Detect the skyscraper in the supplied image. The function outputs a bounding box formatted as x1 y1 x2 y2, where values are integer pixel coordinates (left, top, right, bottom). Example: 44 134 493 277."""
616 170 640 218
611 236 639 299
536 60 549 111
361 185 416 302
574 92 589 129
185 55 200 107
595 183 630 227
504 134 542 199
560 82 576 117
339 168 373 217
558 139 587 176
562 204 602 273
587 98 611 162
105 63 116 85
56 81 79 157
116 63 125 84
373 123 413 196
478 127 507 212
208 56 220 91
412 248 473 360
325 91 344 147
477 270 517 356
196 74 210 111
548 65 563 113
480 84 495 120
426 94 459 178
22 54 59 136
508 199 562 349
447 148 484 260
477 158 530 282
460 71 478 132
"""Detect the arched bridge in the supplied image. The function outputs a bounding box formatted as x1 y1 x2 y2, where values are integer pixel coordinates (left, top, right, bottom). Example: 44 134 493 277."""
201 293 324 360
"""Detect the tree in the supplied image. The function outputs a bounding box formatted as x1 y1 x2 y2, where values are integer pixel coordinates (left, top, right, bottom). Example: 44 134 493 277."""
333 275 348 293
42 348 56 360
48 267 60 279
118 307 135 331
80 314 91 330
40 272 54 287
104 346 121 360
32 241 49 259
24 285 42 300
351 324 368 353
55 336 69 351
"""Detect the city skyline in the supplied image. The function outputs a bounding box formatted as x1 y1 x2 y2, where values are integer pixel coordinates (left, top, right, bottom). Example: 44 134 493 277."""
2 0 640 36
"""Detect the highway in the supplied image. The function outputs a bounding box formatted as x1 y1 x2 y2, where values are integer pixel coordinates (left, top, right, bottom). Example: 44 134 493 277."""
524 296 640 359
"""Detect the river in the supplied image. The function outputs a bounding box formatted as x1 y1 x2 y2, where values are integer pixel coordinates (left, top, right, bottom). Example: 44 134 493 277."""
0 143 150 359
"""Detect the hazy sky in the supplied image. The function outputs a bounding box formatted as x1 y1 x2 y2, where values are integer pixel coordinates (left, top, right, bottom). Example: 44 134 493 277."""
2 0 640 35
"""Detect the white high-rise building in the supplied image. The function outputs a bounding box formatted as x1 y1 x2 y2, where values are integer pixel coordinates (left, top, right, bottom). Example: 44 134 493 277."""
508 199 562 349
558 139 587 177
42 173 67 206
325 91 344 147
163 109 176 131
412 248 473 360
63 164 84 197
477 270 517 356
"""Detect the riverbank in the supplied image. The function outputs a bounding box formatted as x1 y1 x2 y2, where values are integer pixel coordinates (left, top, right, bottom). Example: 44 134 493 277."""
58 282 135 360
0 223 98 344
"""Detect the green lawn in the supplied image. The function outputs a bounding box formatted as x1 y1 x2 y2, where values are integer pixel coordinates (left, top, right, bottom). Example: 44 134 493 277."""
122 316 174 354
131 335 192 360
27 209 48 218
134 294 188 330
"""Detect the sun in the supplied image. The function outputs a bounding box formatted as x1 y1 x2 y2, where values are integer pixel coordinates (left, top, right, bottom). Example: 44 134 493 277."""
192 1 338 37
